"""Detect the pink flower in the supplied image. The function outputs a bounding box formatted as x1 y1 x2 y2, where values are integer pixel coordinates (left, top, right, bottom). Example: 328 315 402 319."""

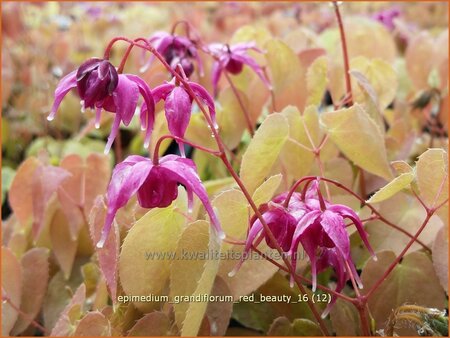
208 42 272 95
141 78 217 156
48 58 155 154
230 179 376 315
141 31 202 77
372 7 401 31
97 154 224 248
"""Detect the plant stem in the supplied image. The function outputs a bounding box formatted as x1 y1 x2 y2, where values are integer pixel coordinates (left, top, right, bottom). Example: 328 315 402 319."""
333 1 353 106
152 134 221 164
318 177 431 252
223 71 255 136
365 211 433 299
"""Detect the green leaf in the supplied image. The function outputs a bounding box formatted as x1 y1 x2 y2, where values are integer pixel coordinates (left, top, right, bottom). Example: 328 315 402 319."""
240 114 289 194
416 148 448 209
350 56 398 110
169 220 221 336
367 172 415 204
265 39 306 111
279 105 318 181
306 56 328 106
362 251 446 334
330 298 361 336
268 317 323 336
1 167 15 205
212 189 248 250
252 174 283 207
320 104 393 180
119 188 187 312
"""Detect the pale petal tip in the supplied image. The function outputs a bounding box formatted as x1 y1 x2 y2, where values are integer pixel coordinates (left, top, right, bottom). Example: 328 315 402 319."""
373 255 378 262
228 269 237 278
95 122 100 129
96 238 105 249
47 115 55 121
103 148 110 155
141 125 146 131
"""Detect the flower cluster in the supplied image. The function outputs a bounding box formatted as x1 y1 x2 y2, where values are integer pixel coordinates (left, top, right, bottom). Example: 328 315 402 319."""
230 179 376 311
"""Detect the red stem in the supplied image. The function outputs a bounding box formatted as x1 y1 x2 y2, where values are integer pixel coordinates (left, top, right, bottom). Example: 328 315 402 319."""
223 71 255 136
365 211 433 299
333 1 353 106
152 134 221 165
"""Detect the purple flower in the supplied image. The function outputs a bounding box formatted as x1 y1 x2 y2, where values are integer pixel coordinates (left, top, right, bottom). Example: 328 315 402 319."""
97 154 224 248
141 31 202 77
229 201 297 276
230 179 375 314
208 42 272 95
141 78 217 156
372 7 401 31
48 58 155 153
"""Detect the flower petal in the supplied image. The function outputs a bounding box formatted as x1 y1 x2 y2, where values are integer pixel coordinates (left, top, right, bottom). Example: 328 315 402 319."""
320 210 350 259
328 204 376 257
211 61 223 96
113 75 139 126
165 86 192 139
48 70 77 121
231 53 272 90
189 81 218 129
160 156 223 238
229 218 264 277
98 156 153 248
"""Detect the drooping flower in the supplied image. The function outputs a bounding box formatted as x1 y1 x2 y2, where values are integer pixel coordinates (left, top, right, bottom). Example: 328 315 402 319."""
229 202 297 276
48 58 155 153
141 78 217 156
208 42 272 95
97 154 224 248
141 31 202 77
230 178 375 314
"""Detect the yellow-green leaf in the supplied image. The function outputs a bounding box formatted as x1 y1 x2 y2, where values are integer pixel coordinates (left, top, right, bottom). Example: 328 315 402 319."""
170 220 221 336
119 188 187 312
279 106 318 181
306 56 328 106
265 39 306 111
367 172 415 204
350 56 398 110
416 148 448 209
240 114 289 194
320 104 393 180
252 174 283 207
212 189 248 251
217 87 248 150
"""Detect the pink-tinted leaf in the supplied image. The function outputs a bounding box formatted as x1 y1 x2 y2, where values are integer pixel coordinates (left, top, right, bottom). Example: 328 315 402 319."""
50 283 86 336
1 247 23 336
127 311 171 336
73 311 111 336
11 248 49 335
9 157 40 227
32 165 71 240
89 196 119 302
